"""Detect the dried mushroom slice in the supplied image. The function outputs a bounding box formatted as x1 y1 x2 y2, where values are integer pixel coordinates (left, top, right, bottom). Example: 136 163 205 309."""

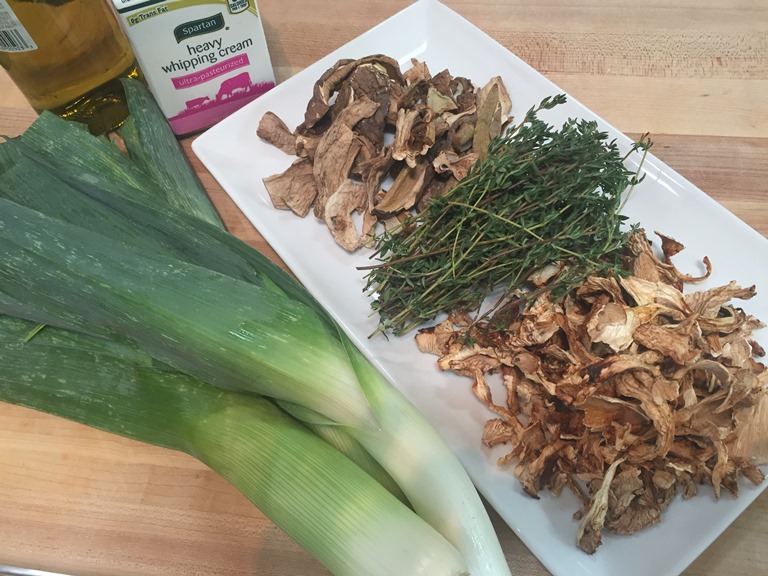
602 465 663 536
312 98 379 219
417 173 457 211
432 150 479 181
452 76 477 112
257 111 296 155
374 158 432 216
324 180 367 252
392 107 437 168
585 301 639 353
427 85 459 115
358 148 395 203
427 69 453 94
403 58 431 86
304 55 403 129
347 64 394 153
448 113 478 153
576 457 624 554
262 157 318 217
685 281 757 318
304 58 355 128
329 81 356 123
294 130 323 161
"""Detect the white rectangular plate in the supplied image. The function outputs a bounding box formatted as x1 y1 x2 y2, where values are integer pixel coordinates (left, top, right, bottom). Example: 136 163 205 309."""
193 1 768 575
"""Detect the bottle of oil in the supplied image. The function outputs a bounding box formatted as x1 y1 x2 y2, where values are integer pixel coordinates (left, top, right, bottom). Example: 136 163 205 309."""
0 0 141 134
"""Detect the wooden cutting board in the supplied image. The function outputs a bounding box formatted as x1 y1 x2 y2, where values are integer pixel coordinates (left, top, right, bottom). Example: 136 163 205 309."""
0 1 766 575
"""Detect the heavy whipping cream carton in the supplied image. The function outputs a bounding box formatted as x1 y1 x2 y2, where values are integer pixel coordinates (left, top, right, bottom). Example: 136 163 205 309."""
112 0 275 135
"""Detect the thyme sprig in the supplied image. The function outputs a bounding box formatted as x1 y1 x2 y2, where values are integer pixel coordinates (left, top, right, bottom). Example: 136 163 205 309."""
362 95 652 336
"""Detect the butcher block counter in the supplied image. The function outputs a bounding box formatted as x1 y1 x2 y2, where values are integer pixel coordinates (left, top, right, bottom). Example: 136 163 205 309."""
0 1 766 575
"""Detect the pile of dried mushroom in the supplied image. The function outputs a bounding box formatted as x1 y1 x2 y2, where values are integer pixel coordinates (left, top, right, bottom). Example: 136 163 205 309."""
415 231 767 553
258 54 511 251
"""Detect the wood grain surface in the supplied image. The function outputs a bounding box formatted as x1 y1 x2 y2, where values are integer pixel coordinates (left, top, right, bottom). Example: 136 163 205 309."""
0 1 766 575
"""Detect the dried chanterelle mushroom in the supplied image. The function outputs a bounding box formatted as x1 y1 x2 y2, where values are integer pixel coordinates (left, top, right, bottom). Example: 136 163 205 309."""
258 55 512 251
415 230 768 554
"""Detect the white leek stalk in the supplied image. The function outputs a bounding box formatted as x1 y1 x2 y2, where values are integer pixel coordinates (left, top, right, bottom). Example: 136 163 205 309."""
0 314 468 576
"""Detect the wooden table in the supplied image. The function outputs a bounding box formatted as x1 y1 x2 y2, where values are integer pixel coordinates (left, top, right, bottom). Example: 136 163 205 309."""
1 1 766 575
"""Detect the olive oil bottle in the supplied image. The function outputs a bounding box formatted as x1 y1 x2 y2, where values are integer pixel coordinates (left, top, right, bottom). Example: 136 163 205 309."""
0 0 141 134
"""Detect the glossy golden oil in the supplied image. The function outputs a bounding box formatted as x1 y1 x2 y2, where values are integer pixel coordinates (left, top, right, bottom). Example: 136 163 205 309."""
0 0 141 134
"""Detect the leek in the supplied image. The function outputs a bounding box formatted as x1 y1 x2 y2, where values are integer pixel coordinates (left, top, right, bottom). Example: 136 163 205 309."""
0 196 511 576
0 79 512 575
0 122 326 317
16 112 166 207
117 77 223 228
0 127 404 495
0 315 467 576
15 104 220 227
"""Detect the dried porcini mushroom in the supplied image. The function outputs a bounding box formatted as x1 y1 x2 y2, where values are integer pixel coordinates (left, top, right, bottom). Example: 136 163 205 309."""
258 55 512 251
257 111 296 155
415 230 768 553
347 64 394 154
374 158 432 216
433 150 479 181
311 97 379 220
263 157 318 217
325 180 367 252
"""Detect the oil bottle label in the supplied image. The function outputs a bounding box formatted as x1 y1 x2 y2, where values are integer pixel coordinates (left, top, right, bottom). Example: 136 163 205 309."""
0 0 38 53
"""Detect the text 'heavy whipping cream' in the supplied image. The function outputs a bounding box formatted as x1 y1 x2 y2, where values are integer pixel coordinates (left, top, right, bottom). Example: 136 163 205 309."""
112 0 275 135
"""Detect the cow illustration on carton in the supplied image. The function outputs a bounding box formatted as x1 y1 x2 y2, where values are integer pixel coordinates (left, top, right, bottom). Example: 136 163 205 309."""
217 72 250 100
186 96 211 110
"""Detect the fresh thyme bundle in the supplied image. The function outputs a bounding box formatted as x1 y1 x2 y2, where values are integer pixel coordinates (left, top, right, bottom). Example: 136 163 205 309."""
363 95 652 335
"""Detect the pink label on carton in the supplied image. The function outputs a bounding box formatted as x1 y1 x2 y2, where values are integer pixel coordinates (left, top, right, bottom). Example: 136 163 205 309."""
171 54 250 89
168 75 274 135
